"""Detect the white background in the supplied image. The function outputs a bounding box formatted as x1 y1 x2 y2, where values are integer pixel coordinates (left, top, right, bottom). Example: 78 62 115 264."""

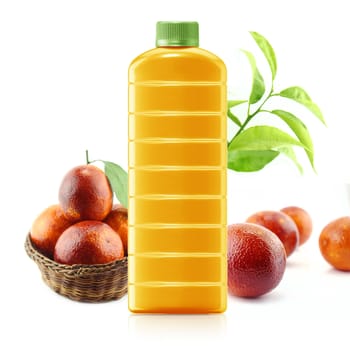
1 0 350 349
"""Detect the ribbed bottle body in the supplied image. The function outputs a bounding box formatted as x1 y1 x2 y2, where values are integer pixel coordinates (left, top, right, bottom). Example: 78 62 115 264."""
128 47 227 313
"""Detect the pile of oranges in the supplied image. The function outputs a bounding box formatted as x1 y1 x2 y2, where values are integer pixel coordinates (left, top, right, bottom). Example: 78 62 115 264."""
30 164 128 265
228 206 350 298
227 206 312 298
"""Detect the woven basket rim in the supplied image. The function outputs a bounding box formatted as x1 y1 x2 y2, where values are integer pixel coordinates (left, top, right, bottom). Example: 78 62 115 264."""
25 233 128 276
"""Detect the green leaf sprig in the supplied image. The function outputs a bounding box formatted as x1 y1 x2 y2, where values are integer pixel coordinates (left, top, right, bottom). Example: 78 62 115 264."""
86 150 128 208
227 31 325 173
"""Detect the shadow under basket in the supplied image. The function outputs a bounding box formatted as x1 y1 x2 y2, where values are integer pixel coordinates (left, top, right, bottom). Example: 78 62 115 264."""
25 234 128 302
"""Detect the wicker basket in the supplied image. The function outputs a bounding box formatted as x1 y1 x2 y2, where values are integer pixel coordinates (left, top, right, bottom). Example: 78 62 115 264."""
25 234 128 302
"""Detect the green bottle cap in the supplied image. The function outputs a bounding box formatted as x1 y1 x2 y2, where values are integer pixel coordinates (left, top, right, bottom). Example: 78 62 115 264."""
156 21 199 47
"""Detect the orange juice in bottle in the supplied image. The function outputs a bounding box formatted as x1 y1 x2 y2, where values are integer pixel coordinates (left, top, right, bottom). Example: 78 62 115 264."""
128 21 227 313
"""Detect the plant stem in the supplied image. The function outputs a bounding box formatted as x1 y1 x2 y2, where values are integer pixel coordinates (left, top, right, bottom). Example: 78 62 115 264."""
86 150 90 164
228 89 273 147
86 154 105 166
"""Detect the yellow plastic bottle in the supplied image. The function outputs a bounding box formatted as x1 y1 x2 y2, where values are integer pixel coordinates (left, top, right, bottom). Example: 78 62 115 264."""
128 21 227 313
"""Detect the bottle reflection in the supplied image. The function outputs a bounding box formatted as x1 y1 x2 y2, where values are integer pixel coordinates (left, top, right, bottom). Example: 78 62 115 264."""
128 313 227 340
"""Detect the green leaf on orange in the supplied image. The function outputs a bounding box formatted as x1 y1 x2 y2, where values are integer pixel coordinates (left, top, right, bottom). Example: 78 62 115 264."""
102 161 128 208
